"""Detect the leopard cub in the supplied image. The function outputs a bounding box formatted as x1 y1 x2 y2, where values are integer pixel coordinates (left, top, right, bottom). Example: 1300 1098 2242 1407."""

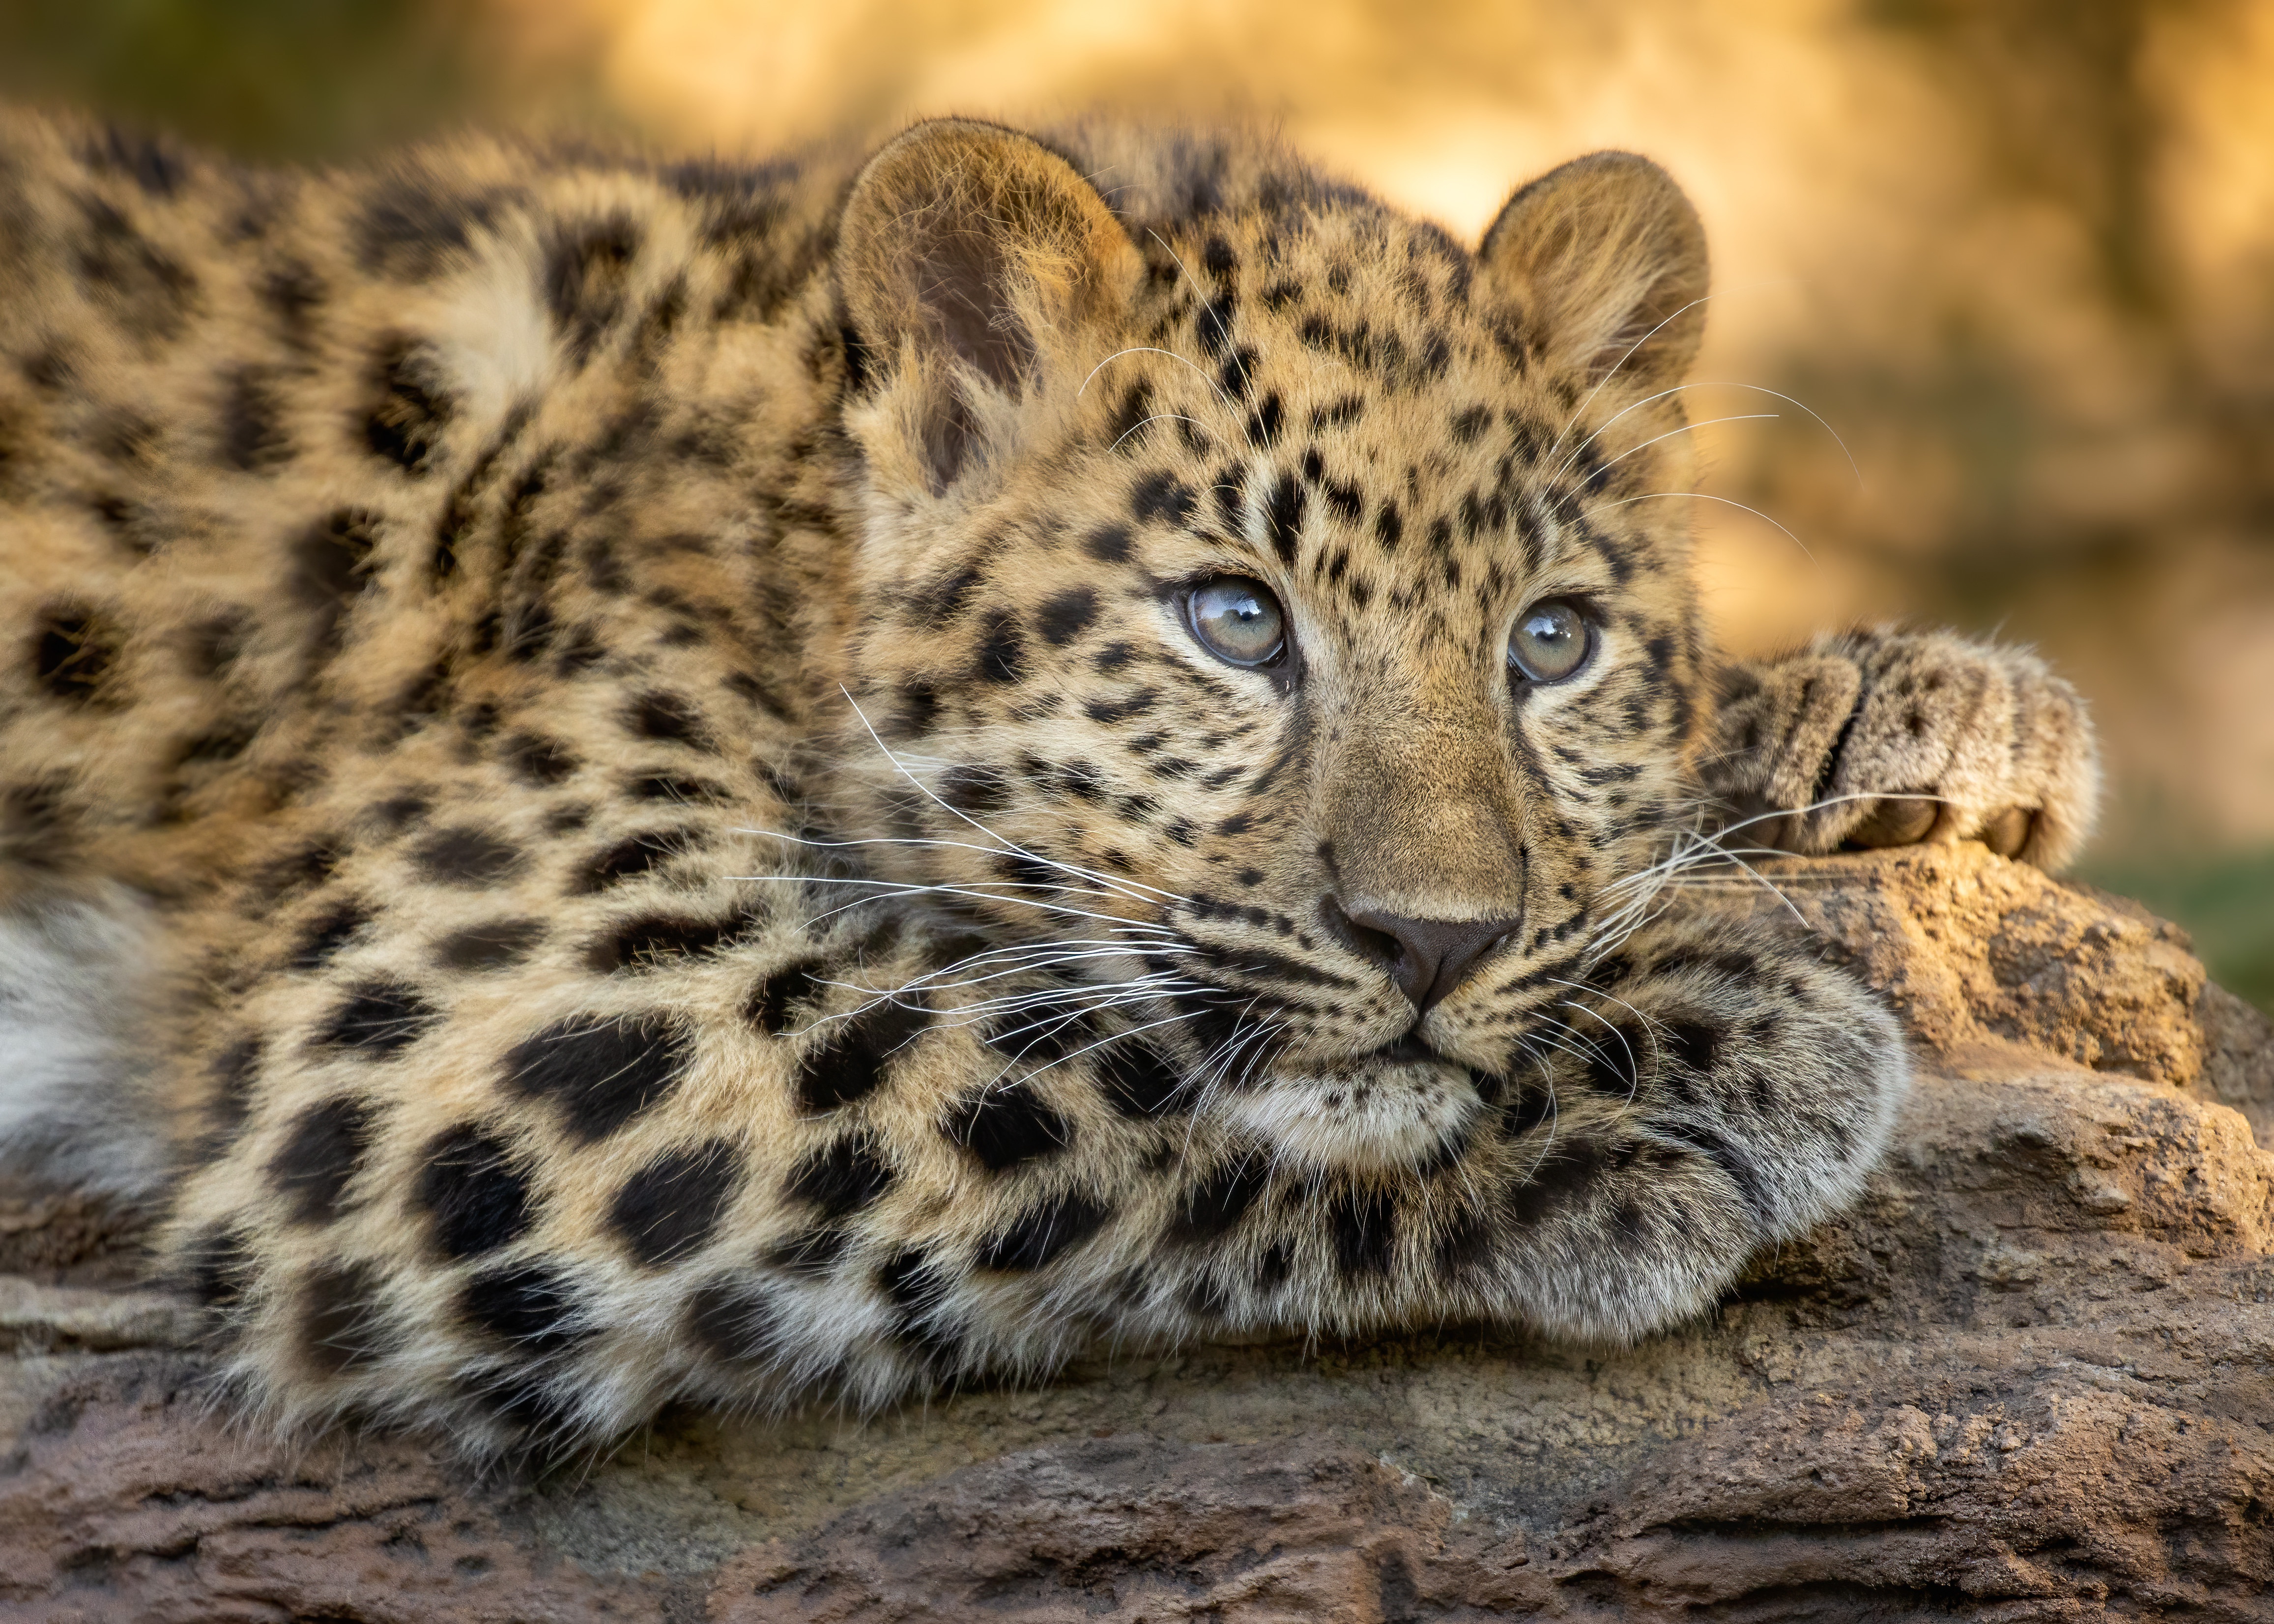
0 110 2096 1453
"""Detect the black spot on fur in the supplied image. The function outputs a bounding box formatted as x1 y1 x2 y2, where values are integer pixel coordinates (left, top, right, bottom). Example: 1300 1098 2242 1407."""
1196 293 1236 358
270 1097 377 1225
768 1224 850 1278
313 979 439 1057
747 961 823 1035
891 677 939 739
910 562 983 627
258 839 346 903
940 763 1012 817
503 732 579 786
259 259 326 350
362 339 454 475
1433 1203 1495 1274
1172 1157 1269 1244
1131 472 1196 526
1036 587 1099 647
688 1280 779 1364
412 825 526 887
354 177 517 281
1506 1139 1618 1228
784 1131 895 1220
976 1190 1109 1271
502 1013 692 1142
183 610 251 678
417 1124 534 1259
1107 378 1153 450
290 508 381 651
1083 523 1133 564
72 195 197 339
459 1261 583 1351
544 214 641 366
795 999 930 1113
1097 1040 1189 1117
568 826 706 893
1254 1241 1293 1292
184 1225 254 1307
221 367 293 472
1246 391 1285 447
1654 1119 1772 1225
31 604 121 704
876 1247 963 1367
1330 1187 1396 1279
299 1260 392 1376
626 689 710 748
1668 1019 1723 1075
1500 1083 1555 1140
1264 473 1305 564
205 1037 262 1141
609 1139 741 1266
84 123 190 195
291 897 372 970
1579 1025 1646 1097
435 917 547 971
977 611 1026 684
586 911 748 973
946 1082 1073 1171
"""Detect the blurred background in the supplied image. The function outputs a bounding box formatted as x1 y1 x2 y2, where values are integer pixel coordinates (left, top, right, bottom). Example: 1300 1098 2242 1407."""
5 0 2270 1008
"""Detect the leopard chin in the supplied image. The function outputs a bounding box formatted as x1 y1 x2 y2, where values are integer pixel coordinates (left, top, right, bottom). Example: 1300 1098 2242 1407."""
1219 1057 1488 1174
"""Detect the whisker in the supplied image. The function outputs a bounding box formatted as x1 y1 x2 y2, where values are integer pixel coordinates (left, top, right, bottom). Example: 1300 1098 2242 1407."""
1571 413 1778 487
1555 380 1863 489
1581 490 1814 562
1543 292 1720 463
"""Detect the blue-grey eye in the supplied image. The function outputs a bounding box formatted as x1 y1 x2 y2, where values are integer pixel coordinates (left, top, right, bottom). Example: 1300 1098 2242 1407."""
1187 577 1286 667
1507 598 1591 683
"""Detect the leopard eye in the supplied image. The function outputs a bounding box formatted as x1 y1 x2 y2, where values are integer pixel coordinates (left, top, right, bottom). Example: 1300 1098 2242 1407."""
1507 598 1592 684
1186 576 1286 667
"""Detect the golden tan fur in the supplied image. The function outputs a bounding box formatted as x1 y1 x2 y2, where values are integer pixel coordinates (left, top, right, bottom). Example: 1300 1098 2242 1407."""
0 108 2095 1453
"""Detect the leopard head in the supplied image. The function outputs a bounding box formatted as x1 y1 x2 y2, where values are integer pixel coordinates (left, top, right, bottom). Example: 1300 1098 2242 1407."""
826 118 1715 1175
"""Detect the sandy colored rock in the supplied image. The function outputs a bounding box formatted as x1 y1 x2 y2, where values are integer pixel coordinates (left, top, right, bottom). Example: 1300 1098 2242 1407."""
2 846 2271 1621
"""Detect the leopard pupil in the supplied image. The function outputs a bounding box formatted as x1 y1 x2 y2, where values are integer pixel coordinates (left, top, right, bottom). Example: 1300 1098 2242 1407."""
1188 577 1286 667
1509 600 1588 683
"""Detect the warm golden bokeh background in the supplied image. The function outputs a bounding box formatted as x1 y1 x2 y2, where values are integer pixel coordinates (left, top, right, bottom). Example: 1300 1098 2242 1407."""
6 0 2271 1004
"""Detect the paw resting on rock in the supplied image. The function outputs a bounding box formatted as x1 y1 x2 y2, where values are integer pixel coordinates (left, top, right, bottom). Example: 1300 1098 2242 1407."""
1705 628 2100 870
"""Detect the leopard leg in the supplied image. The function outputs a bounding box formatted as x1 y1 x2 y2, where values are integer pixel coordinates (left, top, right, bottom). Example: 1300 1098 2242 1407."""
1469 910 1907 1342
1705 627 2099 870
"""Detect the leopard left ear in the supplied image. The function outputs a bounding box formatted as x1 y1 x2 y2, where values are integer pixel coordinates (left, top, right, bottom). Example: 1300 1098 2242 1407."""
837 118 1143 499
1478 151 1708 390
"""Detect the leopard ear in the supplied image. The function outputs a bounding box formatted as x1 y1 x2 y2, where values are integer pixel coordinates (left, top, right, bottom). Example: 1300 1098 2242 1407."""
1478 151 1708 390
837 118 1142 498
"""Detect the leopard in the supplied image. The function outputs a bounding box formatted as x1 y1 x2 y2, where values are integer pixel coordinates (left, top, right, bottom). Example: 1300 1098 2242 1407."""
0 107 2099 1457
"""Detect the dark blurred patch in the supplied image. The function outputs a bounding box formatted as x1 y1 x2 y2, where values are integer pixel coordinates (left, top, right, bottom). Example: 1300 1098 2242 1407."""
0 0 612 162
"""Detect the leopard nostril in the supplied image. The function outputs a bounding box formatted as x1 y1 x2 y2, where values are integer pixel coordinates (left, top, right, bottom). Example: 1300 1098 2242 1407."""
1325 900 1520 1013
1318 895 1404 972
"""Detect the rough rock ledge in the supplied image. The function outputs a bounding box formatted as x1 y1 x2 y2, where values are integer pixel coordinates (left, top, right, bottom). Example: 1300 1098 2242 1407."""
2 844 2270 1622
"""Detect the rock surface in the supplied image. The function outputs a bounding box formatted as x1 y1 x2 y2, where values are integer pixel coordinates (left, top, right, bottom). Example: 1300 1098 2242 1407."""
2 845 2271 1622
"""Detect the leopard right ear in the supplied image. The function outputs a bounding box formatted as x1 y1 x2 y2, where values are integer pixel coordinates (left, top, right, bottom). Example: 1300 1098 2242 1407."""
1477 151 1708 392
836 119 1142 499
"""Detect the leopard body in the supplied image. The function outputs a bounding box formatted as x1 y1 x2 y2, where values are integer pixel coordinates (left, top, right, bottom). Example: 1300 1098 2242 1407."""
0 110 2097 1453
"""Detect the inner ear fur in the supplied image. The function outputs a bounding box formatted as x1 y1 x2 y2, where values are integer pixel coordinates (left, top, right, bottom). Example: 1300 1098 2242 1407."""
1479 151 1708 390
837 118 1141 495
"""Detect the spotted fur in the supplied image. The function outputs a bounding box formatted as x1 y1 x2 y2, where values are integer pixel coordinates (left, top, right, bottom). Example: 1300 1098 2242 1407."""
0 111 2096 1454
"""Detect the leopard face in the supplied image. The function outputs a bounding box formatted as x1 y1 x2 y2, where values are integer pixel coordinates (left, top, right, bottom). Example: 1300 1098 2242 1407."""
826 126 1713 1175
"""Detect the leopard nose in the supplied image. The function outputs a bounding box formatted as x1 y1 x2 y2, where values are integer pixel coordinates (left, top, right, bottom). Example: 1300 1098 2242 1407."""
1331 904 1520 1013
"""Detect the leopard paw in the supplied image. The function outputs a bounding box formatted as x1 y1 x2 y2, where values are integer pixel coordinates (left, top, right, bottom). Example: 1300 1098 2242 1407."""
1706 628 2100 870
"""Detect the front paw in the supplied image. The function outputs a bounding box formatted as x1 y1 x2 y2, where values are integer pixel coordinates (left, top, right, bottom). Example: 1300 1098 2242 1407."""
1711 628 2100 870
